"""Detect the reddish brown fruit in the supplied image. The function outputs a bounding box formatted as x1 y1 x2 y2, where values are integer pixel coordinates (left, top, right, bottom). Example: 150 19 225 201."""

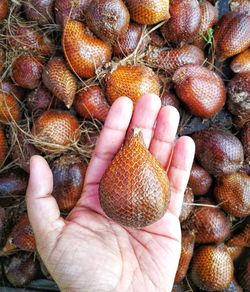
188 162 213 195
23 0 54 24
32 110 80 152
113 22 144 57
99 129 171 228
0 92 21 122
175 231 195 283
214 12 250 60
55 0 92 26
74 85 110 122
0 0 9 22
26 85 53 113
226 246 244 261
180 187 194 223
238 252 250 291
42 57 77 108
63 20 112 79
227 220 250 247
161 0 201 45
106 65 161 106
149 31 165 48
147 45 204 74
173 65 226 118
214 173 250 217
227 72 250 124
86 0 130 44
192 128 244 176
220 279 243 292
8 24 53 56
230 0 250 15
125 0 170 25
52 155 87 211
0 80 25 100
231 49 250 73
0 126 7 166
160 88 180 109
193 0 218 48
0 170 28 196
11 55 44 90
190 245 234 291
241 122 250 162
0 48 5 74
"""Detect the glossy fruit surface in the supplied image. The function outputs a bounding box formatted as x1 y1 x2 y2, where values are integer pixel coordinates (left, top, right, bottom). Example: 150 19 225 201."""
173 65 226 118
125 0 170 25
179 187 194 223
230 0 250 15
106 65 161 106
220 279 243 292
63 20 112 79
0 0 9 21
0 80 25 100
0 126 7 165
192 128 244 176
42 57 77 108
214 172 250 217
0 170 28 196
241 122 250 162
160 88 180 109
227 219 250 247
0 92 21 122
231 49 250 73
99 129 171 228
26 85 53 113
23 0 54 24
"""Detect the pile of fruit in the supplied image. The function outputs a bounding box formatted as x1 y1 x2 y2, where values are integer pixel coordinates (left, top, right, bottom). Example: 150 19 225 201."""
0 0 249 290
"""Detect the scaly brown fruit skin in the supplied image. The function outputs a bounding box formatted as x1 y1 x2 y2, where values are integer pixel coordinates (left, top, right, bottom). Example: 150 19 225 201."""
192 128 244 177
125 0 170 25
0 80 25 100
193 0 218 48
149 31 165 48
173 65 226 118
74 85 110 122
52 155 87 211
214 12 250 60
100 129 171 228
179 187 194 223
241 122 250 162
55 0 92 27
42 57 77 108
11 55 44 90
174 231 195 284
0 126 7 166
190 245 234 291
106 65 161 106
188 162 213 195
231 49 250 73
161 0 201 45
227 72 250 125
0 170 28 196
227 219 250 247
0 0 9 22
86 0 130 44
0 48 5 74
23 0 54 25
230 0 250 15
214 173 250 218
0 92 21 123
220 279 243 292
160 88 180 109
113 22 144 57
147 45 205 74
26 85 53 114
32 110 80 152
238 253 250 291
225 246 244 261
63 20 112 79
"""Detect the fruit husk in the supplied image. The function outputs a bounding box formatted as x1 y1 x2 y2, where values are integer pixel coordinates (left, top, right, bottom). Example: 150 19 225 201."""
230 49 250 73
23 0 54 25
179 187 194 223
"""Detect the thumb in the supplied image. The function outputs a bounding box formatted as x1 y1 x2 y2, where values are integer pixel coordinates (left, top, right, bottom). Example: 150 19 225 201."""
26 155 65 253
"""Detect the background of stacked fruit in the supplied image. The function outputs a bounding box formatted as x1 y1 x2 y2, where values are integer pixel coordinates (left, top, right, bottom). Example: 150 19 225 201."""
0 0 249 290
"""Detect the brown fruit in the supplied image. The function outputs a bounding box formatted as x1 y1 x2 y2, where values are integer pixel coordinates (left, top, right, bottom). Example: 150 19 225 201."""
55 0 92 26
0 80 25 100
214 173 250 217
74 85 110 122
0 0 9 22
125 0 170 25
0 169 28 197
230 0 250 15
227 219 250 247
23 0 54 24
241 122 250 162
99 128 171 228
63 20 112 79
3 252 39 287
214 12 250 60
42 57 77 108
173 65 226 118
231 49 250 73
190 245 234 291
175 231 195 283
0 126 7 166
11 55 44 90
147 45 205 74
219 279 243 292
226 245 244 261
52 155 87 211
192 128 244 177
238 252 250 291
193 0 218 48
26 85 53 113
188 162 213 195
0 48 5 74
86 0 130 44
160 88 180 109
32 110 80 152
227 72 250 124
113 22 144 57
106 65 161 106
179 187 194 223
149 31 165 48
0 92 21 122
161 0 201 45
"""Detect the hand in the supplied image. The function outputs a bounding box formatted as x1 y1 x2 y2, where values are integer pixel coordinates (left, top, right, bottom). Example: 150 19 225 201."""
26 94 195 292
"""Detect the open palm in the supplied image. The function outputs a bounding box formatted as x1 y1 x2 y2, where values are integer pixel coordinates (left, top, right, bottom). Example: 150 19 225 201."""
26 94 195 292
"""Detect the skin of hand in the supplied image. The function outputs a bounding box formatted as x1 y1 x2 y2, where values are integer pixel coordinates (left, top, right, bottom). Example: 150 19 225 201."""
26 94 195 292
